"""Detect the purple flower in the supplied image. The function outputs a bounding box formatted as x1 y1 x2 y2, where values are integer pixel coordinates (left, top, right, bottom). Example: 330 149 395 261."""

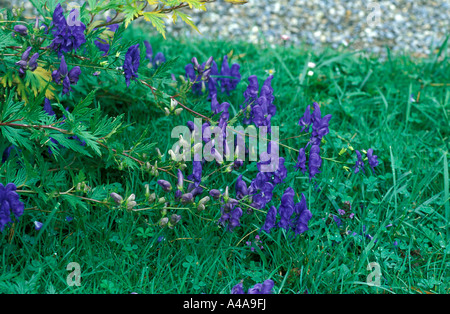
298 104 312 132
354 150 365 174
242 75 259 106
52 55 81 95
209 189 221 200
16 47 39 77
248 279 274 294
295 147 307 173
94 38 110 56
123 44 140 87
0 183 25 231
2 146 15 163
261 279 275 294
228 207 243 231
49 4 86 56
249 173 274 209
176 169 184 191
293 193 311 235
157 180 172 192
185 57 217 96
144 41 166 68
231 282 245 294
246 75 276 131
367 148 379 173
34 221 43 230
13 24 28 36
332 215 342 226
218 55 241 94
169 214 181 228
278 187 295 229
338 209 345 215
233 279 274 294
192 157 202 187
235 175 248 200
153 52 166 68
261 205 277 234
144 40 153 61
181 193 194 204
308 144 322 179
310 102 332 146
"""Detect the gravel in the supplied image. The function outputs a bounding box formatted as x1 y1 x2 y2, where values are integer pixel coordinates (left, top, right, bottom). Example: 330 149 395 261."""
3 0 449 58
163 0 449 58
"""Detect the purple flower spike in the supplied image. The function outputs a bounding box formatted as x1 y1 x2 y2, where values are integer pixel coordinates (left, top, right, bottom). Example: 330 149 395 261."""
16 47 39 77
367 148 379 173
228 207 243 231
308 145 322 179
354 150 365 174
49 3 86 56
235 175 248 200
295 147 307 173
123 44 140 87
293 193 312 235
278 187 295 229
0 183 25 231
52 56 81 95
261 205 277 234
298 104 311 132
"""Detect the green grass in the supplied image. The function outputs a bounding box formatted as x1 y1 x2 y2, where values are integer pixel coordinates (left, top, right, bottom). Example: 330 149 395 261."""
1 27 449 294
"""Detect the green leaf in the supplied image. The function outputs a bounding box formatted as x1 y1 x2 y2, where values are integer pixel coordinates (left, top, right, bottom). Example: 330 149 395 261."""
172 10 200 34
142 12 166 39
1 126 33 151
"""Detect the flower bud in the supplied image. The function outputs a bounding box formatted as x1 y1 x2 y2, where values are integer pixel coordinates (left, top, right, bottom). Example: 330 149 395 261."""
156 147 163 159
198 196 210 206
148 192 156 203
176 169 184 192
204 56 214 70
223 186 229 203
170 98 178 111
164 107 170 116
110 192 123 204
159 217 169 227
13 24 28 36
209 189 221 200
168 214 181 228
174 108 183 116
181 193 194 204
157 179 172 192
126 194 136 211
157 197 166 204
168 150 177 161
191 57 200 71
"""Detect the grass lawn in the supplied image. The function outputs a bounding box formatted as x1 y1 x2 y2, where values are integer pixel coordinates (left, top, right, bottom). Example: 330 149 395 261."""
1 26 449 294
